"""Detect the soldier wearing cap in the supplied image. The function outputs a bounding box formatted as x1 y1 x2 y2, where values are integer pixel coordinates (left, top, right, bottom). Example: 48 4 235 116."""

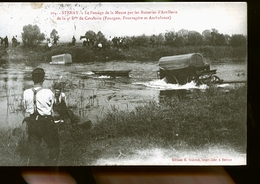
23 68 60 166
52 82 81 124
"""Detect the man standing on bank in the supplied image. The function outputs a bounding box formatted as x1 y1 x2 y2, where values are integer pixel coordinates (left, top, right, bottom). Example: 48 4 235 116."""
23 68 60 166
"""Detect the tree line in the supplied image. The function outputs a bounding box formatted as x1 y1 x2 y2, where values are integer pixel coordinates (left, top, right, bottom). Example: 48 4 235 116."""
21 24 247 48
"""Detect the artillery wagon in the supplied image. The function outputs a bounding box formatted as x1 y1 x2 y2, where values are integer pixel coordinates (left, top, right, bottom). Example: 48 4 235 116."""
50 54 72 65
158 53 222 85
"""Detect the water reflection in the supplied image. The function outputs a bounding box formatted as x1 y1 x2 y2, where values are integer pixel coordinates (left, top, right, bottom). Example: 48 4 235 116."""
0 62 247 128
0 68 26 128
0 65 159 128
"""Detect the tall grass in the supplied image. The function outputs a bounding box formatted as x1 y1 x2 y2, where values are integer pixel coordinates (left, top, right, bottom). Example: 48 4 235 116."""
75 85 246 165
96 85 247 150
0 85 246 166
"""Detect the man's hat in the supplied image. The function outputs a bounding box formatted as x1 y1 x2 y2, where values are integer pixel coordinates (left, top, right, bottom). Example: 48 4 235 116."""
32 68 45 82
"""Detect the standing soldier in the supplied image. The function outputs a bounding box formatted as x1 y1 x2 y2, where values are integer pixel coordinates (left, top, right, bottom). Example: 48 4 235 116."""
53 36 58 46
72 36 76 46
23 68 60 166
4 36 8 48
83 40 86 47
12 36 17 47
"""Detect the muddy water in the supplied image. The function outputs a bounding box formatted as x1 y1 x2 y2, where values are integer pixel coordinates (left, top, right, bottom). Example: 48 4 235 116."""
0 61 247 128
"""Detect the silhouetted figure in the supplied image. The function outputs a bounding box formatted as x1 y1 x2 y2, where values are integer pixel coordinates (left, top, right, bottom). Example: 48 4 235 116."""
53 37 58 46
12 36 17 47
83 40 86 47
0 37 4 45
4 36 8 48
72 36 76 46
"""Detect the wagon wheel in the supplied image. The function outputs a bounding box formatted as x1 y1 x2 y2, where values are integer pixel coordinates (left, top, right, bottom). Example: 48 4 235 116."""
210 75 222 84
166 74 179 84
197 74 211 85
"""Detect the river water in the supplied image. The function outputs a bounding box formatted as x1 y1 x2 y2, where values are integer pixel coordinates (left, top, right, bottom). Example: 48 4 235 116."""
0 61 247 128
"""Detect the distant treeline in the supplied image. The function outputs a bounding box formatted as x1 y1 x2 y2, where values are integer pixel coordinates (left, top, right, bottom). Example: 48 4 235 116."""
56 28 247 49
104 28 247 48
20 24 246 48
4 24 247 64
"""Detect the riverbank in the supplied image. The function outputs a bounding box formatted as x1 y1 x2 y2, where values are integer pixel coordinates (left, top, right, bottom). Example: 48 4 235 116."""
1 44 246 67
0 44 247 166
0 85 247 166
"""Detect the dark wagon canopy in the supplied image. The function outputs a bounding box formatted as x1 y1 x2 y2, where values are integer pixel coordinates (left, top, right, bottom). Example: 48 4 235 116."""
159 53 208 70
158 53 222 85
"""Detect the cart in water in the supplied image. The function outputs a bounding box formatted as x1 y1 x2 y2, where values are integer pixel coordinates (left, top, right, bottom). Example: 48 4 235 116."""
158 53 223 85
50 54 72 65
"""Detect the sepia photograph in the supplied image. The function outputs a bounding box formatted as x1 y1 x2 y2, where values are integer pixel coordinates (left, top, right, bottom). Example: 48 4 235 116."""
0 2 247 166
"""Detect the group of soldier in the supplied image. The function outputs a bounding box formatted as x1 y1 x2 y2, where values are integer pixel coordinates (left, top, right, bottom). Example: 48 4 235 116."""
0 36 20 48
1 35 102 48
0 36 9 48
71 35 102 48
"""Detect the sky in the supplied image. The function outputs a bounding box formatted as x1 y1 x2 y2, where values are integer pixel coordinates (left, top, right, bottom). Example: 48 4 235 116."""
0 2 247 43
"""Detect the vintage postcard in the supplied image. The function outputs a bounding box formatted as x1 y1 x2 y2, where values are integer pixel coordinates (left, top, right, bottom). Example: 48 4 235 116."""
0 2 247 166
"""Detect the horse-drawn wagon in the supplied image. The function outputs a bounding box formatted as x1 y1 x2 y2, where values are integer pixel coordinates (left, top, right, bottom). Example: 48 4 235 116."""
158 53 222 85
50 54 72 65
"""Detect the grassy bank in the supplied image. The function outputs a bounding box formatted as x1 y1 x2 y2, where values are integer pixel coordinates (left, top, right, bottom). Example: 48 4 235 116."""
38 45 247 63
3 44 247 66
0 85 247 166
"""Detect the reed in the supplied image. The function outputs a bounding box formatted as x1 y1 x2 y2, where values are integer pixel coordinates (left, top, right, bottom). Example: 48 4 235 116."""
0 84 246 166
